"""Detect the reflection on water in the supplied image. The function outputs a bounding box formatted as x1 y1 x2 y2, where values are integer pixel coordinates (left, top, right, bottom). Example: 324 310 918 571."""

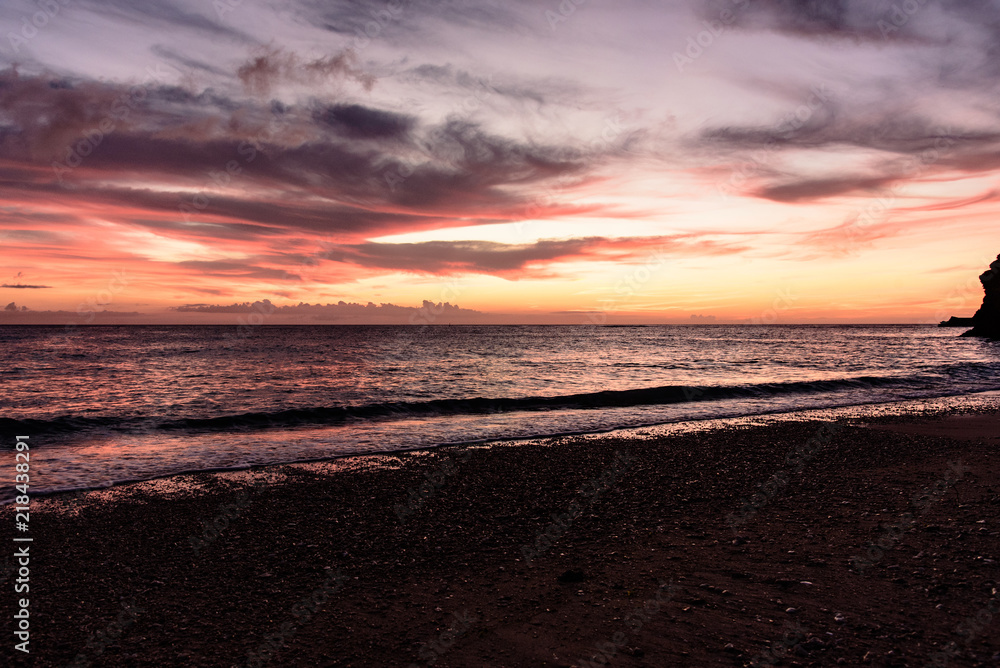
1 324 998 499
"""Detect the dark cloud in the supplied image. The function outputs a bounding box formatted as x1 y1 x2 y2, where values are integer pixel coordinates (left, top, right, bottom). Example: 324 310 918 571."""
0 68 127 158
319 236 748 276
699 0 914 41
236 48 375 95
0 229 70 244
431 118 574 170
766 0 854 32
756 175 898 202
175 260 303 282
0 66 625 247
301 0 530 42
129 219 289 241
77 0 255 43
1 284 51 288
150 45 231 77
737 0 885 39
408 63 495 88
697 93 1000 202
321 238 596 274
314 103 414 139
703 111 980 156
697 0 1000 67
402 63 597 111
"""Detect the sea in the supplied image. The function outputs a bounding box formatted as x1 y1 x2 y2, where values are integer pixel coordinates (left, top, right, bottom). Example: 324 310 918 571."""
1 324 998 502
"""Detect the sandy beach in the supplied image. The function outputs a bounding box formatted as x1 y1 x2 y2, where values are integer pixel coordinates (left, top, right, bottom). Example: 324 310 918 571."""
3 401 999 667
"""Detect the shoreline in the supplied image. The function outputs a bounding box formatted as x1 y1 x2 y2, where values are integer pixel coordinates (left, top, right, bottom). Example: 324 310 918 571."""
12 389 1000 506
3 397 999 666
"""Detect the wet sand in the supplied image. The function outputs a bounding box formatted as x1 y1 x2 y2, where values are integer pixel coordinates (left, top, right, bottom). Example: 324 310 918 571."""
2 404 999 667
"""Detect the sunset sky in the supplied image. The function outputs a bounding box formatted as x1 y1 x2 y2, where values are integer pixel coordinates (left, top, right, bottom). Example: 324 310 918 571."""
1 0 998 324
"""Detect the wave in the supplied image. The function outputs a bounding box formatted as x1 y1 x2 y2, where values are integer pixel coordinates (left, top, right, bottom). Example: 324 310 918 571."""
4 364 998 439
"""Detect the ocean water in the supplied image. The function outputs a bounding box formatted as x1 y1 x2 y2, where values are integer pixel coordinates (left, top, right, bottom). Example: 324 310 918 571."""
1 324 998 500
